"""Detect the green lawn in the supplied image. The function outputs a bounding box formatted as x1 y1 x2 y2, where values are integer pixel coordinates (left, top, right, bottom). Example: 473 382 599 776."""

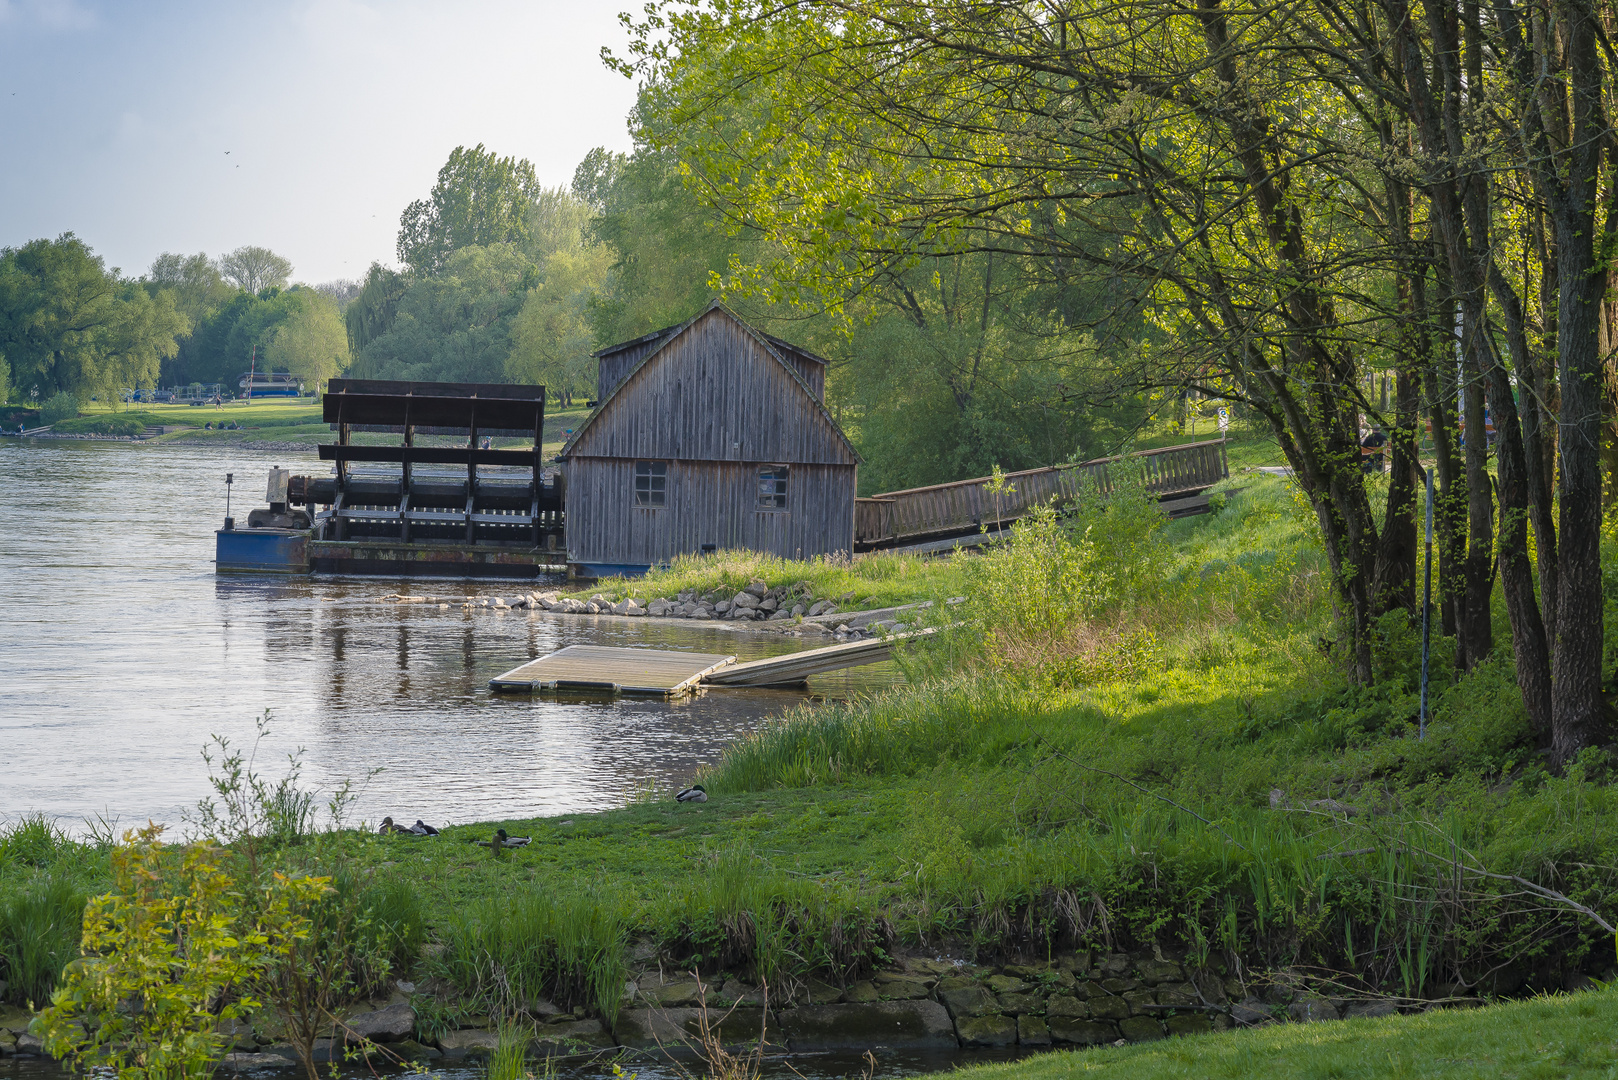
957 990 1618 1079
70 399 592 455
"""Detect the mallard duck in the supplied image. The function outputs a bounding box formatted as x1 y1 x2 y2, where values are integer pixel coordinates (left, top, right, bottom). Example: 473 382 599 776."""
476 828 532 849
409 819 440 836
675 785 708 803
377 816 413 835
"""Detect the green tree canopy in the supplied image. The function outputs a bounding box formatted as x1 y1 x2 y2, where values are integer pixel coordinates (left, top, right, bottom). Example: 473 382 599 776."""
218 246 293 294
397 145 543 275
264 292 350 389
506 188 614 403
354 245 536 383
0 234 184 402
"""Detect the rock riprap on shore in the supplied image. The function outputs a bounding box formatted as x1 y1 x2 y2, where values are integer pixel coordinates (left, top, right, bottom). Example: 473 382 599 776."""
373 579 926 641
0 951 1414 1068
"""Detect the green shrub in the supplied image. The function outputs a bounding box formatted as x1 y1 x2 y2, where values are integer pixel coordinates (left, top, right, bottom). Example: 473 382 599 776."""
52 414 148 436
39 392 78 425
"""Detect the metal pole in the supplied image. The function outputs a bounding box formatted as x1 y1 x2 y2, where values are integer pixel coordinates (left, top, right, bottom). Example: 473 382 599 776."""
1419 465 1434 739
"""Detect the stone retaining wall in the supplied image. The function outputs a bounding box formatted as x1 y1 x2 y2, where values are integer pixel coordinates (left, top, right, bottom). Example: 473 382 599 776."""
0 950 1428 1069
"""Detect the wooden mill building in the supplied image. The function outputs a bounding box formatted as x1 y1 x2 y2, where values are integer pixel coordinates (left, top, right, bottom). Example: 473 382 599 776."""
558 302 860 578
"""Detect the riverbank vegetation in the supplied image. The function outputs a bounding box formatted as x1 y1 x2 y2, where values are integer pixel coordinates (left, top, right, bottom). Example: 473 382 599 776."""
4 477 1615 1044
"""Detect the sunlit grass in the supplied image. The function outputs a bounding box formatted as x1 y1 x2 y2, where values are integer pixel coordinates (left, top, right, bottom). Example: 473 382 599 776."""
949 989 1618 1079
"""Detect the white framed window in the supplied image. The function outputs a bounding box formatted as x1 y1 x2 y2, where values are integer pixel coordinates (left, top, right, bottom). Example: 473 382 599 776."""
757 465 788 510
634 460 667 507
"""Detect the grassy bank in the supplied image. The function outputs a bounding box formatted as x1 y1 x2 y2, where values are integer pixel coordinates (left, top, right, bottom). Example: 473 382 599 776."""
62 399 591 454
956 988 1618 1078
4 474 1616 1054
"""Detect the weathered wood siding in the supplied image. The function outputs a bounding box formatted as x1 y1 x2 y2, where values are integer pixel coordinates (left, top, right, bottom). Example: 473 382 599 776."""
570 308 855 466
565 459 855 564
762 335 827 401
596 330 675 399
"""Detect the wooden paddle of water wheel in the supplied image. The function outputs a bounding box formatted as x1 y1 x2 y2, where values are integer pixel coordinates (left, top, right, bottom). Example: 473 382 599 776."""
216 379 566 577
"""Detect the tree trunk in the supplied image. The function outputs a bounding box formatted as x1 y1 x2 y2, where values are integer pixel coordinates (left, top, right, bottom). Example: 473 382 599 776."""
1545 0 1608 765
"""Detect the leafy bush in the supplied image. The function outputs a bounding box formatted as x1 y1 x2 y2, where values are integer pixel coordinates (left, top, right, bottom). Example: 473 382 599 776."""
39 825 328 1080
51 413 149 435
39 392 78 425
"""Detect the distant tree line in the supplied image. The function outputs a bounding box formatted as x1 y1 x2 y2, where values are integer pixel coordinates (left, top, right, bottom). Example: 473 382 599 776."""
0 238 352 407
1 134 1158 497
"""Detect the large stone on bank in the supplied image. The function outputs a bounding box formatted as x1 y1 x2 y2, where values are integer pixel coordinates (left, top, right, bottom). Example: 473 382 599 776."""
343 1002 415 1042
1164 1014 1213 1037
1155 982 1200 1007
1288 997 1340 1022
387 1040 442 1062
655 980 705 1007
530 1019 615 1053
732 591 760 610
939 983 999 1018
222 1053 296 1070
612 1008 773 1050
13 1033 46 1056
844 981 880 1003
1087 994 1131 1021
996 992 1042 1015
1045 995 1089 1019
1047 1018 1118 1046
1017 1015 1052 1046
648 599 672 616
778 1001 956 1051
0 1007 34 1036
218 1016 259 1051
1137 959 1184 985
875 978 931 1001
436 1029 500 1059
791 977 843 1006
1118 1016 1165 1042
954 1014 1017 1047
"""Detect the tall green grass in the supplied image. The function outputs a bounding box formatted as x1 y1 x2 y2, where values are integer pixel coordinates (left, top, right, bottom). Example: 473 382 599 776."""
589 547 973 610
438 889 628 1023
0 874 85 1006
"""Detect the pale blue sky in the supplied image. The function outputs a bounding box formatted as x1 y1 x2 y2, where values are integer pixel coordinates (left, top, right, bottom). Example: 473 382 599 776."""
0 0 640 283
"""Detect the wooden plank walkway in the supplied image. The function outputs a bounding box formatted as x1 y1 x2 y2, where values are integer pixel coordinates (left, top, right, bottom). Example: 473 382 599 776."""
489 645 735 696
702 629 934 688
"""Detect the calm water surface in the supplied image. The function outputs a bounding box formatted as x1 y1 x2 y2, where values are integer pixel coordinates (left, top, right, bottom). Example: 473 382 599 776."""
0 439 899 830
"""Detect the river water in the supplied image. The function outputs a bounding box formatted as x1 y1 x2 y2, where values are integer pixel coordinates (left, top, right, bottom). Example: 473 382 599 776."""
0 439 899 832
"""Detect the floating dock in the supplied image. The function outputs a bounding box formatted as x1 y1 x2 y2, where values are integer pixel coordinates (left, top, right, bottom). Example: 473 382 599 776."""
488 631 928 697
488 645 736 697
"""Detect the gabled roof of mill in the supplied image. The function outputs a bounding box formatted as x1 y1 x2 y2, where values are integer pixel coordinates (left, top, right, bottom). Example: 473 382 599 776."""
559 300 859 463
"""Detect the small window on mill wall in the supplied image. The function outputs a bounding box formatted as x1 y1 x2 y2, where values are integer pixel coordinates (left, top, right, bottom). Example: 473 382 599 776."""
757 466 788 510
635 461 667 506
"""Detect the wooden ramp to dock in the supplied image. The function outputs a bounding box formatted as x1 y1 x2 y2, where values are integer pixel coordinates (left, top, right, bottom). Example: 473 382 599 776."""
489 631 931 697
489 645 735 696
702 629 934 688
